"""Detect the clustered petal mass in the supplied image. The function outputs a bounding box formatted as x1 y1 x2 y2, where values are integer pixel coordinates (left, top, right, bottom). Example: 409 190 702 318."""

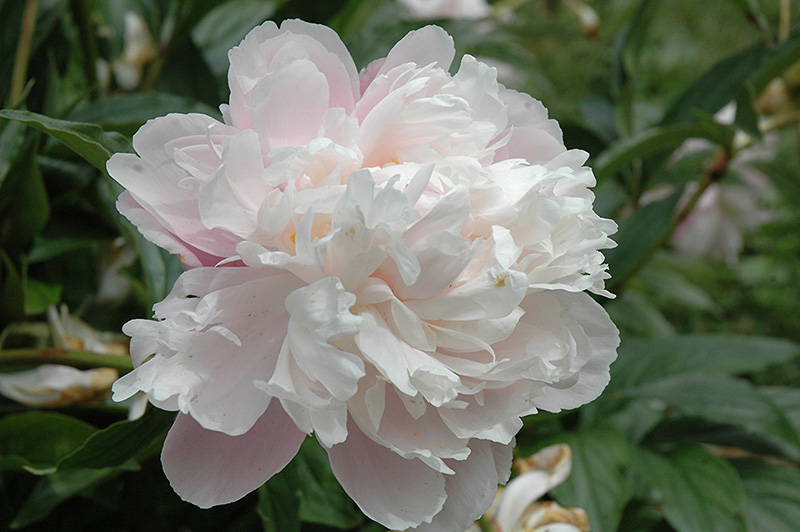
108 20 619 532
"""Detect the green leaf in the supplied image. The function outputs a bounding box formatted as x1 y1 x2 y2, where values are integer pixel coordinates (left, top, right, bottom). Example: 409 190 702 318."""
0 118 26 191
630 374 800 457
67 92 220 138
0 143 49 251
632 446 747 532
546 426 632 532
257 461 301 532
0 109 131 172
609 334 800 392
593 122 730 182
606 290 675 338
329 0 391 40
10 465 138 528
58 409 175 471
661 43 766 125
734 458 800 532
750 29 800 94
759 386 800 437
734 84 760 140
604 189 682 291
296 437 362 529
192 0 278 80
0 412 96 473
24 277 61 315
643 417 795 460
0 250 25 322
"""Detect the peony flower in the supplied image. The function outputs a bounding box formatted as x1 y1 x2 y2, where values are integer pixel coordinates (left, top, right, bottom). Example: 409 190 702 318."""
398 0 491 20
108 20 618 532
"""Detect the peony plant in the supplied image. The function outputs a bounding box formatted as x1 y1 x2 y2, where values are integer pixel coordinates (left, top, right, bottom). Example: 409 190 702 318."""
107 19 619 532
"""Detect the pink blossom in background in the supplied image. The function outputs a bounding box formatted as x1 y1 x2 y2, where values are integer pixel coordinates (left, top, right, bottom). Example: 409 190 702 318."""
671 182 771 265
108 19 618 532
397 0 491 20
666 103 774 264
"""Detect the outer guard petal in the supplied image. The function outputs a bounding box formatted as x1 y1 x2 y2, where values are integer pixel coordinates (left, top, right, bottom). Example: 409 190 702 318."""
327 418 446 530
412 440 513 532
161 403 306 508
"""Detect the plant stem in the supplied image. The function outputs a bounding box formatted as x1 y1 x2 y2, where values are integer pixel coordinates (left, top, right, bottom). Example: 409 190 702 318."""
779 0 791 43
612 146 730 297
0 348 133 373
7 0 40 108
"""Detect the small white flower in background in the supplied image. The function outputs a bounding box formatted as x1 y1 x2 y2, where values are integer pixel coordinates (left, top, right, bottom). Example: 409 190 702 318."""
0 365 117 407
48 305 129 355
666 102 775 264
107 19 618 532
671 182 772 265
111 11 157 90
463 444 588 532
94 237 138 306
564 0 600 38
0 306 127 407
398 0 491 20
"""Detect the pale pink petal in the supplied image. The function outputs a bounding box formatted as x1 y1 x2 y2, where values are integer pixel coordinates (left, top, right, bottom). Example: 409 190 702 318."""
279 20 360 107
493 127 567 165
438 386 529 444
327 418 446 530
347 377 470 472
116 191 224 267
118 267 304 435
247 60 330 148
107 114 240 262
376 25 455 78
528 292 619 411
161 403 306 508
198 130 267 238
412 440 513 532
283 278 365 402
355 309 459 404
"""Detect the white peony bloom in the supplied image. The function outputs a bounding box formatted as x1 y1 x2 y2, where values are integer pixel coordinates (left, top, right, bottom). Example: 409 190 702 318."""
107 20 618 532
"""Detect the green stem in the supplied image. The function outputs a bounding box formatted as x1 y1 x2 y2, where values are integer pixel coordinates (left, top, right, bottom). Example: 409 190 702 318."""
779 0 791 43
612 147 730 298
6 0 40 108
477 515 498 532
0 348 133 373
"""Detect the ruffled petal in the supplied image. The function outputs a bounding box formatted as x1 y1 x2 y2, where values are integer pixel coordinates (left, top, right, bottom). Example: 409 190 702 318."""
116 267 304 435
